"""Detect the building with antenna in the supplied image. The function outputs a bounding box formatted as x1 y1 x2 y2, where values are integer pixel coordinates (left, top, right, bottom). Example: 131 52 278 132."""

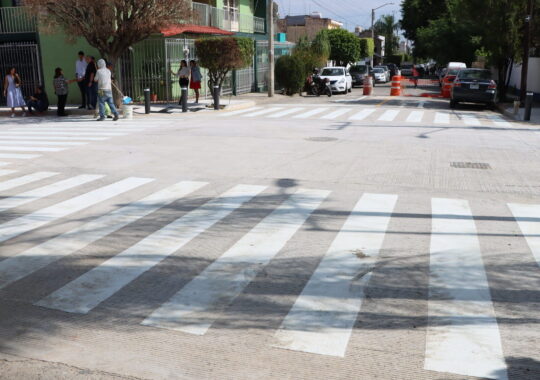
277 12 343 43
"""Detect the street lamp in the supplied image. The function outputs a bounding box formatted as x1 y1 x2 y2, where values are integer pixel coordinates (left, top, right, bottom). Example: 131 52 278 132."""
371 2 394 68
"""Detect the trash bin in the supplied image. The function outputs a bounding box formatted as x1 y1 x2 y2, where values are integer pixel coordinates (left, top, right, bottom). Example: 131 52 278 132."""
122 104 133 119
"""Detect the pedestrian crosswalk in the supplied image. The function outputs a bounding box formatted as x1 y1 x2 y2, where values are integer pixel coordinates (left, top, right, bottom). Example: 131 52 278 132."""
0 122 157 160
220 105 514 127
1 170 539 380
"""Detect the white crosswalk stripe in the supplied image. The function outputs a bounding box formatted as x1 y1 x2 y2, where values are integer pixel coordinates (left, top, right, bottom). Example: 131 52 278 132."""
0 172 58 193
0 170 17 178
0 162 9 167
142 188 329 335
0 153 41 159
378 109 400 122
0 174 102 213
0 136 108 141
273 193 397 357
406 110 424 123
0 146 67 152
220 107 262 117
0 177 152 244
425 198 507 380
0 131 126 137
0 181 207 290
36 184 265 314
459 113 482 126
349 108 376 121
487 115 512 127
292 108 328 119
268 107 305 118
434 112 450 124
321 108 352 120
0 140 87 147
508 203 540 267
243 107 284 117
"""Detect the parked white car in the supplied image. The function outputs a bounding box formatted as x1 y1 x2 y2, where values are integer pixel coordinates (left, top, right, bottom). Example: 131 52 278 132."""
319 67 353 94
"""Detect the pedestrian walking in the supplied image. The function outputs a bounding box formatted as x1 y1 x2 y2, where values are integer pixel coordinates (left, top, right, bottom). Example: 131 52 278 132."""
412 65 420 89
3 67 27 117
190 60 202 104
26 85 49 114
53 67 75 117
94 59 119 122
75 51 88 109
84 56 97 110
173 60 190 106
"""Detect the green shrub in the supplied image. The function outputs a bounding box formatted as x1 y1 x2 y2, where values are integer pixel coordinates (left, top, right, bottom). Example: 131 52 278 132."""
275 55 305 96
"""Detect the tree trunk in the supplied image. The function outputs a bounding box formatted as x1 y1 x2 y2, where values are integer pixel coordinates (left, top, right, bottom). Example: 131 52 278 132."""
497 58 509 102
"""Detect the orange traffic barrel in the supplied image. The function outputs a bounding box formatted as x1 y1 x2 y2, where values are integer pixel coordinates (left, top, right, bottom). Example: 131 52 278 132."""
363 76 373 95
441 77 453 98
390 75 402 96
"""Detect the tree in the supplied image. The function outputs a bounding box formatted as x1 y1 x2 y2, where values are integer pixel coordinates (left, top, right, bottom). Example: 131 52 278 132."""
374 14 400 58
195 37 254 91
400 0 448 50
24 0 192 64
293 33 330 76
324 29 360 66
359 38 375 60
275 55 304 95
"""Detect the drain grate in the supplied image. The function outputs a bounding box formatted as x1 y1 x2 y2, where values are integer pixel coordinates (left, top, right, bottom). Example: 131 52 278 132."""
451 162 492 170
305 137 338 142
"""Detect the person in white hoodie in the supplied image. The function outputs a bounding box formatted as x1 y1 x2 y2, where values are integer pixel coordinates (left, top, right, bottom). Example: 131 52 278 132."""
94 59 119 121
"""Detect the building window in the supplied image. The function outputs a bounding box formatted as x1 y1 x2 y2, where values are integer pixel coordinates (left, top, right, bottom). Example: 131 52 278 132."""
224 0 238 22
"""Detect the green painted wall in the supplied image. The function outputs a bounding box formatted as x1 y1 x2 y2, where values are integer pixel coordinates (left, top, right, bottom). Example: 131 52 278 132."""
0 1 14 7
240 0 253 17
39 32 100 105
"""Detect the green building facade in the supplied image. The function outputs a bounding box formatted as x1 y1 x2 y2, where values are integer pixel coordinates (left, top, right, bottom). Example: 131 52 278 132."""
0 0 275 106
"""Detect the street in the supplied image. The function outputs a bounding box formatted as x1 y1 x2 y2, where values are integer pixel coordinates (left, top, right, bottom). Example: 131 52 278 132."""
0 87 539 380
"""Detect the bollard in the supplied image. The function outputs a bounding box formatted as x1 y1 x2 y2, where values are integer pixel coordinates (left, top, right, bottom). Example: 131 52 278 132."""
144 88 150 114
181 87 188 113
513 100 520 115
524 92 533 121
213 86 220 110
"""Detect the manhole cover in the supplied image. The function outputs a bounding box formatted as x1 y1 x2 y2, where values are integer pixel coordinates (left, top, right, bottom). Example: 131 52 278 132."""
305 137 338 142
451 162 492 170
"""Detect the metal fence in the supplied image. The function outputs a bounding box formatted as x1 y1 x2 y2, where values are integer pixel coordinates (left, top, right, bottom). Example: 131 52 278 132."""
0 42 42 106
118 38 294 104
0 7 37 34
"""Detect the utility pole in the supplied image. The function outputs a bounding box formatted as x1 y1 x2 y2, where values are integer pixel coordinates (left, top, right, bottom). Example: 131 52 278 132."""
371 3 394 68
371 9 375 68
520 0 534 103
267 0 275 97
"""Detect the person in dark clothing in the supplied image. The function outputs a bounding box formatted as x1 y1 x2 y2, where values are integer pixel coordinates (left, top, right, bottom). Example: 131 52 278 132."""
26 85 49 114
53 67 75 116
84 56 97 109
76 51 88 109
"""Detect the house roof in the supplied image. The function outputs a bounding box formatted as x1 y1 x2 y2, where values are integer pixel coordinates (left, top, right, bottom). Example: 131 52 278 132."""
161 25 234 37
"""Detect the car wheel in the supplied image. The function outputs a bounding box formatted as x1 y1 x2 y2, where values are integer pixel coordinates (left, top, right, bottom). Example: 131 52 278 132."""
348 85 352 93
450 99 457 109
486 102 496 111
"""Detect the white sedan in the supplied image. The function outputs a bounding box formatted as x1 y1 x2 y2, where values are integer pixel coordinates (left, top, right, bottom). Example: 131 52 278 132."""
319 67 353 94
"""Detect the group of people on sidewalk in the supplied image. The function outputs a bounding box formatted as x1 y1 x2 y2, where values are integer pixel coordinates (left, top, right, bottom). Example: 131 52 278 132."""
173 59 202 104
2 51 118 120
3 53 202 119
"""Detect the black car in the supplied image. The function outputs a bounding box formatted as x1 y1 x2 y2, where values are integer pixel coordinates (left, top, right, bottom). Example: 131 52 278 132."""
450 69 497 109
349 65 369 87
386 63 398 77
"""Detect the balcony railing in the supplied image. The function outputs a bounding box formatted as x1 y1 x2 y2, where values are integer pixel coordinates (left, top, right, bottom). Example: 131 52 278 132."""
192 2 265 34
0 7 37 34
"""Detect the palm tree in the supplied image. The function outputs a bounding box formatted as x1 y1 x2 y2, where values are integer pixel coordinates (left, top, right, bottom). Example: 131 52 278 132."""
374 14 400 58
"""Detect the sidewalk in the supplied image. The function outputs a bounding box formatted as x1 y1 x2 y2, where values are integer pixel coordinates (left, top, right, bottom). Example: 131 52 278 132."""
0 96 256 120
498 103 540 123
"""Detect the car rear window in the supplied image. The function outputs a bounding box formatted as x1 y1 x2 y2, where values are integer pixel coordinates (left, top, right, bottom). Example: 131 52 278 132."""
373 68 384 73
458 70 492 80
322 68 343 76
401 65 413 69
350 66 367 73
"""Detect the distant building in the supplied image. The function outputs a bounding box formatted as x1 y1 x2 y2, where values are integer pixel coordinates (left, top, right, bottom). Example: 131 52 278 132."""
355 29 385 65
277 12 343 43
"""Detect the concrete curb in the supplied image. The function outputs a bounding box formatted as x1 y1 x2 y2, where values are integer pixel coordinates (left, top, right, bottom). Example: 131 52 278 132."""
218 100 257 112
496 103 522 121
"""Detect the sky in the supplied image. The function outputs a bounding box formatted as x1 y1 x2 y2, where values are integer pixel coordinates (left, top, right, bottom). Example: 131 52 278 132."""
273 0 402 31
